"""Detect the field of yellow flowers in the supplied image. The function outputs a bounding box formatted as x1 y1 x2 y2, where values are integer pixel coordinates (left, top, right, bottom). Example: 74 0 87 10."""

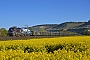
0 36 90 60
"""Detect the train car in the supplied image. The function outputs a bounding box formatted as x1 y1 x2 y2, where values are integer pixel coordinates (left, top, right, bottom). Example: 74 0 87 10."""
8 26 32 36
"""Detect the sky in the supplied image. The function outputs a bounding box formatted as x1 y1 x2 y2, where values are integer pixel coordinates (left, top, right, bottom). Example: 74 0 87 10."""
0 0 90 29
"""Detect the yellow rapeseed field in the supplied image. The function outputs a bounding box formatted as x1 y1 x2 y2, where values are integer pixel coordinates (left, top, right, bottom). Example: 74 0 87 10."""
0 36 90 60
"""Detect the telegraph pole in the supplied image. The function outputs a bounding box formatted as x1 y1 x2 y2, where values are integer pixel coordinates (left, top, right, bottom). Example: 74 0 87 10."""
24 25 28 29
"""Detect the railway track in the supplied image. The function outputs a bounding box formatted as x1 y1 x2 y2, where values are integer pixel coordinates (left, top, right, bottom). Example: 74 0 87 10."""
0 35 59 41
0 34 81 41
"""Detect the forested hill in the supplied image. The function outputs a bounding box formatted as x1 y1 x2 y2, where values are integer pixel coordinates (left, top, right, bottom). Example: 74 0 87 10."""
31 20 90 30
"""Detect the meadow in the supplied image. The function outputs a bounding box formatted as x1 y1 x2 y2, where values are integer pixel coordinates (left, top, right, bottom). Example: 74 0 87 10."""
0 36 90 60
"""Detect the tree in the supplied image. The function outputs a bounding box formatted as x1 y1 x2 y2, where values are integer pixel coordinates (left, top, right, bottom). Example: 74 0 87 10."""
83 30 90 35
38 28 47 35
0 28 8 37
29 28 34 35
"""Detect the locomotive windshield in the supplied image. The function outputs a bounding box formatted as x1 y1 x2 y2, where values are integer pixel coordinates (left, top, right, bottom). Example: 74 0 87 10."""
8 28 15 32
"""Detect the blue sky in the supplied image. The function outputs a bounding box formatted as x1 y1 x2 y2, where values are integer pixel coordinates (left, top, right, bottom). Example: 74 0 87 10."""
0 0 90 29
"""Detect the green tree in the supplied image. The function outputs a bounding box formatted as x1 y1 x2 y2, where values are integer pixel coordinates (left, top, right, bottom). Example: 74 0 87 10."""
29 28 34 35
0 28 8 37
83 30 90 35
38 28 47 35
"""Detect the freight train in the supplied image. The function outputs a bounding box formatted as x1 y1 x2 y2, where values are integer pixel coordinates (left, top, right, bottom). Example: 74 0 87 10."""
8 26 32 36
8 26 81 37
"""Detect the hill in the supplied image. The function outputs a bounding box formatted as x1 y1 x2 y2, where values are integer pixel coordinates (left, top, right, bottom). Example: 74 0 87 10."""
31 20 90 30
52 22 85 30
29 20 90 35
31 24 58 29
76 20 90 28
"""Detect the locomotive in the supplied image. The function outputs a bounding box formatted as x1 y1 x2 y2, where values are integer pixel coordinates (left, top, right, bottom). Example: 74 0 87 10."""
8 26 32 36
